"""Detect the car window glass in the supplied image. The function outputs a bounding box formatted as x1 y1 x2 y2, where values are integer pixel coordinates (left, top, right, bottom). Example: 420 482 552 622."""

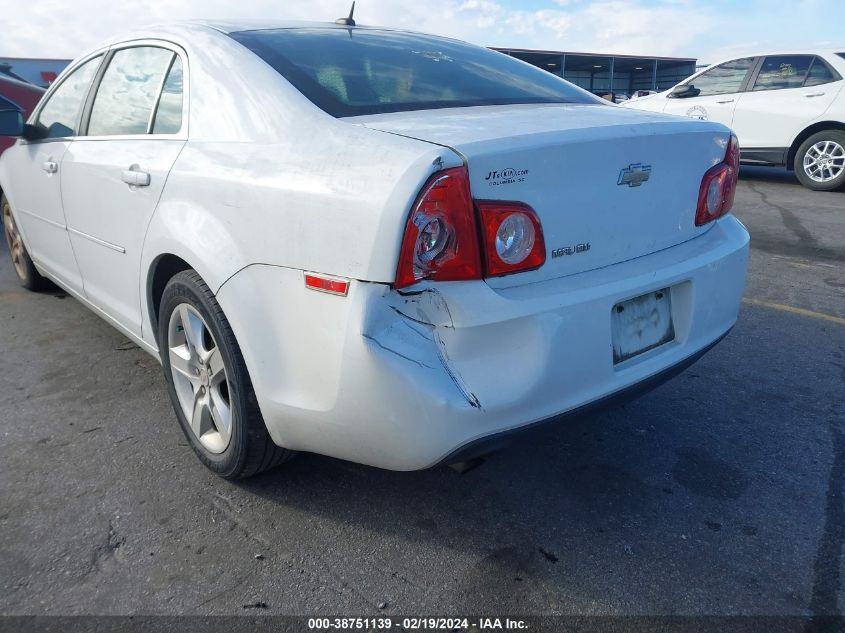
229 28 601 117
151 56 183 134
804 57 837 87
88 47 174 136
752 55 813 91
687 58 755 96
36 55 102 139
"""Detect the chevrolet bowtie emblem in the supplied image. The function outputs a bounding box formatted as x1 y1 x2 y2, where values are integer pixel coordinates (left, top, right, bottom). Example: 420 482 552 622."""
618 163 652 187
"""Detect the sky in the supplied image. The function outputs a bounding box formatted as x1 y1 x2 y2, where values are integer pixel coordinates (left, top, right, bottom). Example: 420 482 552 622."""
1 0 843 65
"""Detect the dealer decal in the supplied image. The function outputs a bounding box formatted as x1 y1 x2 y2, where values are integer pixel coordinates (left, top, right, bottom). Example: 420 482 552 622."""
484 167 529 186
686 105 708 120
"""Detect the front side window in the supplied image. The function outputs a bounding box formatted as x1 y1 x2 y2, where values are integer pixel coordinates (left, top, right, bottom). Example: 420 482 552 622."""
752 55 814 91
686 58 755 96
229 28 601 117
804 57 839 87
36 55 102 139
88 46 175 136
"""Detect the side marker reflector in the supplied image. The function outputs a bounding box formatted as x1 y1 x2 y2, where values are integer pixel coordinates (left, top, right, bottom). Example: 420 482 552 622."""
305 274 349 296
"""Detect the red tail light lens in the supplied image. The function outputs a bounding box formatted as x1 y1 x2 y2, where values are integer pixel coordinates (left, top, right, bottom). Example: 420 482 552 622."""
394 167 482 289
696 133 740 226
477 201 545 276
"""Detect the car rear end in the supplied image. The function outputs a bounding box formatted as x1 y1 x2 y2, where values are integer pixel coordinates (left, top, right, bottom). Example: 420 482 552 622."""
218 25 749 470
221 193 747 471
348 110 747 469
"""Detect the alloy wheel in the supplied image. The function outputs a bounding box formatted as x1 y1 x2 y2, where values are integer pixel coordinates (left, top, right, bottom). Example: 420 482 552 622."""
803 140 845 183
2 200 27 280
167 303 233 454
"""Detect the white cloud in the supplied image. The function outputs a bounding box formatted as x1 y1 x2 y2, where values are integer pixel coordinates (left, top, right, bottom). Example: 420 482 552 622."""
0 0 840 63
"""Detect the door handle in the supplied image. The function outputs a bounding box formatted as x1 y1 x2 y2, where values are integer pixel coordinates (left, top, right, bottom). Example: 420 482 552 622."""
804 92 825 98
41 160 58 174
716 99 735 104
121 168 150 187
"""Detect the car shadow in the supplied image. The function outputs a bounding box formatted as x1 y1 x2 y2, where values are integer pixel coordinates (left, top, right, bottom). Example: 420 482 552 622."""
225 337 782 611
218 292 842 613
739 165 801 186
0 234 65 295
739 165 844 195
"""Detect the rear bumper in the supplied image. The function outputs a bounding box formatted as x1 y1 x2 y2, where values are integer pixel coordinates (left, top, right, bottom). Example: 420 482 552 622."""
216 216 749 471
436 328 730 467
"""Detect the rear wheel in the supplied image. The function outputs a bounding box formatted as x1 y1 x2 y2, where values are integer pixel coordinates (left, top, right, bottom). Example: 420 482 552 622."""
794 130 845 191
158 270 293 478
2 195 48 291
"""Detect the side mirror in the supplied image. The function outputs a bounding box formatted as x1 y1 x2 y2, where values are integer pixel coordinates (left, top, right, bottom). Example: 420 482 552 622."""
21 123 47 141
0 109 24 137
670 84 700 99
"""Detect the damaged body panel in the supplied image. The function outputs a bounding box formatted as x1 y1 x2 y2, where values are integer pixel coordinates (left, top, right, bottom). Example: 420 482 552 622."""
216 212 747 471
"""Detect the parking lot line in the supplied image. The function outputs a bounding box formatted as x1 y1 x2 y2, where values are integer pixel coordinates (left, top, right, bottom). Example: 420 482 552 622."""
743 297 845 326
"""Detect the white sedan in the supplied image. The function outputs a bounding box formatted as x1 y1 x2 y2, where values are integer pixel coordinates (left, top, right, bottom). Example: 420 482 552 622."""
0 20 749 477
623 50 845 191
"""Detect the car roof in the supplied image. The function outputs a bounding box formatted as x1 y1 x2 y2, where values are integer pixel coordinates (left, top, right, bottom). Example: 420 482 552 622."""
185 19 396 34
97 20 419 48
691 48 845 79
704 49 845 66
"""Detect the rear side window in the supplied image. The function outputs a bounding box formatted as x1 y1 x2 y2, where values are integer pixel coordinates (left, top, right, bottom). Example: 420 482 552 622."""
88 46 175 136
229 28 601 117
687 58 755 96
151 56 183 134
804 57 840 87
752 55 813 91
36 55 102 139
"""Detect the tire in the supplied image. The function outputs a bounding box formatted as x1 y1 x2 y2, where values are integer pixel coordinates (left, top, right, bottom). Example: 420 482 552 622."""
2 194 48 291
158 269 293 478
793 130 845 192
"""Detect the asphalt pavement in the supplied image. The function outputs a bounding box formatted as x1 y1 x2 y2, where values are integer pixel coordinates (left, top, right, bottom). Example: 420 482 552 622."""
0 166 843 618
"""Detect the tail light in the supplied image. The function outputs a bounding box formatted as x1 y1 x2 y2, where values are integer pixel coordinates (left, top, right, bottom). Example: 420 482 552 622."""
394 166 546 289
696 133 740 226
394 167 482 289
477 201 545 276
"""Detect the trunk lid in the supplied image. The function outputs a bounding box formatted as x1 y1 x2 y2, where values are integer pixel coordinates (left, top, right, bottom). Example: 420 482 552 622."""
349 104 731 287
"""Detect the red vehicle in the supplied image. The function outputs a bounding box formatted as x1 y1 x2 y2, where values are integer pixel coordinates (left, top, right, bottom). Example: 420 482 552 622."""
0 75 43 155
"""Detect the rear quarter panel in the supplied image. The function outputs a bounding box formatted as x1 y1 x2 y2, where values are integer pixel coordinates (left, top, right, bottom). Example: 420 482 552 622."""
139 125 458 348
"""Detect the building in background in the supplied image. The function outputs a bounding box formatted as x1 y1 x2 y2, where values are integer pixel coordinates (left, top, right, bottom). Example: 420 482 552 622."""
0 58 70 88
494 48 697 99
0 50 698 96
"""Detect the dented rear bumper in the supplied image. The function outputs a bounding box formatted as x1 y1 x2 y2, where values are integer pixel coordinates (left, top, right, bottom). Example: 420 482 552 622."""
216 216 749 471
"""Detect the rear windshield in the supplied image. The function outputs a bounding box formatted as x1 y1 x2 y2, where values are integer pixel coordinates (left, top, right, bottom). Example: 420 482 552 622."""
229 28 601 117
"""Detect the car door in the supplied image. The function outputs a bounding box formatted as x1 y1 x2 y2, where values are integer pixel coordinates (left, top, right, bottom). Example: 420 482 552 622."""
5 54 103 295
731 55 844 150
61 43 186 335
663 57 757 129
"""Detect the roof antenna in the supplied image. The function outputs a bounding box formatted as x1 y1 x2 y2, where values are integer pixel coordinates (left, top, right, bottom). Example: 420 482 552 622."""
335 1 356 26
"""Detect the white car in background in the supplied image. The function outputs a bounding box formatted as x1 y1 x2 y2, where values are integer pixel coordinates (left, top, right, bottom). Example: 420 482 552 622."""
623 50 845 191
0 21 749 478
